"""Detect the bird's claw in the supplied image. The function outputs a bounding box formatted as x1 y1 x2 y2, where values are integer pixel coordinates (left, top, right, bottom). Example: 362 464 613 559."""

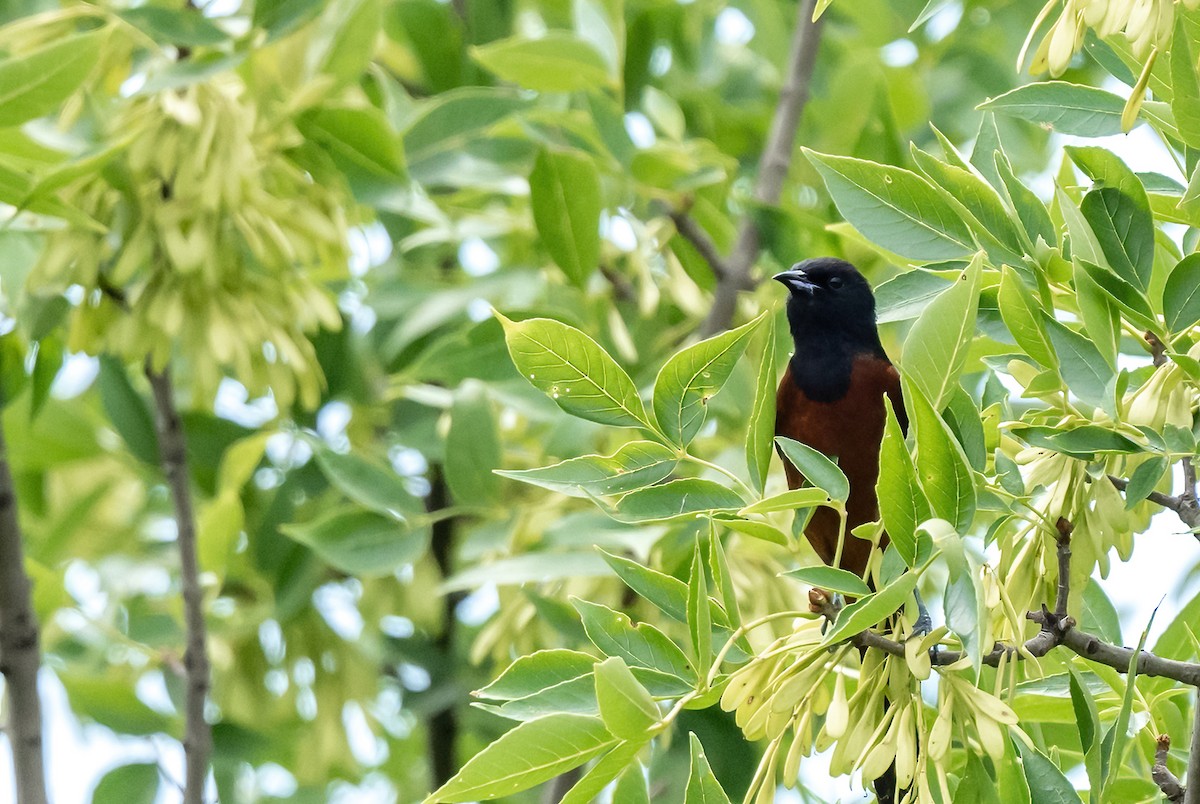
913 590 933 637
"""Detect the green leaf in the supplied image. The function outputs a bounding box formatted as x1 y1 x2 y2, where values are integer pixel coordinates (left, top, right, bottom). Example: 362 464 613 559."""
0 30 104 127
1067 666 1100 753
653 313 762 447
614 479 744 522
684 733 733 804
477 649 598 701
746 316 778 493
118 7 228 46
907 380 976 532
737 487 831 516
1080 189 1155 292
708 533 741 631
877 396 931 567
1014 738 1084 804
1164 254 1200 333
1078 581 1123 645
594 657 659 740
97 357 158 466
1172 13 1200 148
1122 456 1168 509
572 599 696 682
598 550 689 622
995 152 1057 247
312 0 381 87
559 741 648 804
1071 258 1120 369
472 33 611 92
297 104 407 191
530 148 602 286
687 541 712 670
281 507 423 576
91 762 159 804
774 437 850 503
903 252 983 410
441 552 611 592
875 269 955 323
910 146 1024 258
428 714 615 802
1043 317 1115 411
1010 424 1142 460
804 149 976 261
446 381 501 505
979 82 1127 137
1076 260 1157 328
822 572 919 646
497 442 678 498
403 88 529 175
1102 608 1156 797
62 675 171 736
613 763 651 804
715 517 789 547
313 445 422 518
999 266 1057 368
781 566 872 597
498 314 652 430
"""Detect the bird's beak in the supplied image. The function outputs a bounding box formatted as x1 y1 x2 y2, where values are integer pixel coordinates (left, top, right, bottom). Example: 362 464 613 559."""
772 267 817 296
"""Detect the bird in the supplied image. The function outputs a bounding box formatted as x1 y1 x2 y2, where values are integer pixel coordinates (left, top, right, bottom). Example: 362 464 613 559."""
773 257 909 804
773 257 907 579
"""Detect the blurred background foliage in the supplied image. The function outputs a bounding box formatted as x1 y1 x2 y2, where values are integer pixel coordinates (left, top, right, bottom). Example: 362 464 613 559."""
0 0 1155 801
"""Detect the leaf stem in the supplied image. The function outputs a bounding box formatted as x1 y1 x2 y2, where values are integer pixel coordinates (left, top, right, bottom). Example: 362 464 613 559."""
682 454 757 501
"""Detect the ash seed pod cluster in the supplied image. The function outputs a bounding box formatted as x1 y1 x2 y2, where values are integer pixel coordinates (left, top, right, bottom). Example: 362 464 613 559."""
29 75 351 409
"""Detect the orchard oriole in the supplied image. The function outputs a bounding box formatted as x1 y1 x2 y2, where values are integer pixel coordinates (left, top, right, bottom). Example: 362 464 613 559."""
773 257 907 578
773 257 909 804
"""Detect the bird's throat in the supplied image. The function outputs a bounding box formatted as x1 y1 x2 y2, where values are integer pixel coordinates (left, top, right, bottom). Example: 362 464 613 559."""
788 341 856 402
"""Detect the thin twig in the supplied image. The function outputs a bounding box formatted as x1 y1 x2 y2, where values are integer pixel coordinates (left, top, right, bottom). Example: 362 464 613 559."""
146 364 211 804
0 388 48 804
701 0 825 336
1153 734 1186 803
817 520 1200 686
1156 735 1187 801
1186 700 1200 804
1147 331 1167 367
1108 475 1200 536
667 209 729 281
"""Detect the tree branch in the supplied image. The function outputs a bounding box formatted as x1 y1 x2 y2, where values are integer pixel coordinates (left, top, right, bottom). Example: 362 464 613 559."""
1155 734 1186 803
700 0 824 336
667 209 729 281
817 519 1200 686
1186 700 1200 804
146 364 211 804
427 467 463 788
1108 474 1200 537
0 393 48 804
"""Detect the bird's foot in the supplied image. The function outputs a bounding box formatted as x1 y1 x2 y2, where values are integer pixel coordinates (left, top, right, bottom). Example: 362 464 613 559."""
913 590 933 637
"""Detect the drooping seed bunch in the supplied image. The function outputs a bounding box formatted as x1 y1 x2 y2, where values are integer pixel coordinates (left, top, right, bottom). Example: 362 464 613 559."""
30 74 349 408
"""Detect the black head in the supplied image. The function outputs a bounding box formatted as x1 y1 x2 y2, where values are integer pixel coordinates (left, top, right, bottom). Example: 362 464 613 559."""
773 258 882 350
774 258 887 399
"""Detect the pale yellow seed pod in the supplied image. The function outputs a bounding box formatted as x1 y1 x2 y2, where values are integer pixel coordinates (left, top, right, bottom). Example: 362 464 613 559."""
928 702 954 760
1048 12 1079 76
826 671 849 739
905 635 932 681
721 660 769 712
974 711 1007 760
860 733 898 782
965 686 1020 726
783 726 806 787
894 703 917 789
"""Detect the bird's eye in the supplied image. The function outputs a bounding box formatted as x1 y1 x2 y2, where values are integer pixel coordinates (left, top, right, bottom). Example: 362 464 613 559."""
828 276 844 289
